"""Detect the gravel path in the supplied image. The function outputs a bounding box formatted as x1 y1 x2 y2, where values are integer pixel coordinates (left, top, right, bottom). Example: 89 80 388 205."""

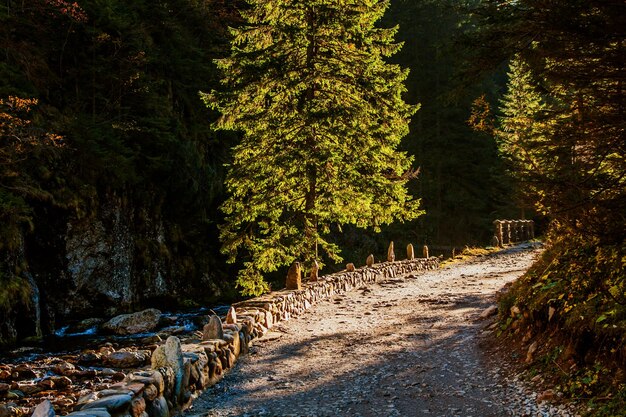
184 243 581 417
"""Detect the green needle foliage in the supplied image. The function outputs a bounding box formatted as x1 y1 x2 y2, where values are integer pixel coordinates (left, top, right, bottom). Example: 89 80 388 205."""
203 0 422 295
497 56 552 212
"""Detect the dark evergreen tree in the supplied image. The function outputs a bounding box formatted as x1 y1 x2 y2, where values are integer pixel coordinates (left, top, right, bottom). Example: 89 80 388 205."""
205 0 421 295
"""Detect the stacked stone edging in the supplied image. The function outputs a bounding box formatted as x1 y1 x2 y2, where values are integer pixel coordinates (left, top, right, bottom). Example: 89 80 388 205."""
29 258 438 417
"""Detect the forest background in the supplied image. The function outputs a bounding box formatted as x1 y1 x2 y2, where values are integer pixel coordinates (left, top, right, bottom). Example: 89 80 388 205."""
1 0 520 342
1 0 623 366
1 0 624 412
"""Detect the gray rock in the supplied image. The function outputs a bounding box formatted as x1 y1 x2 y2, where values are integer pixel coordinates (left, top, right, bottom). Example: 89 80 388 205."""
202 315 223 341
31 400 55 417
67 408 111 417
102 309 161 335
80 395 132 412
146 396 169 417
104 351 148 368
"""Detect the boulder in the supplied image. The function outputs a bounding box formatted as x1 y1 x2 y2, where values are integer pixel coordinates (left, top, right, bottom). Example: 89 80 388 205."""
366 254 374 267
346 263 355 272
31 400 55 417
202 316 223 341
102 309 161 335
422 245 429 258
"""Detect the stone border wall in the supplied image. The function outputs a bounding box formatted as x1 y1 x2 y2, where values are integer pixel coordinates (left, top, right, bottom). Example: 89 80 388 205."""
31 258 439 417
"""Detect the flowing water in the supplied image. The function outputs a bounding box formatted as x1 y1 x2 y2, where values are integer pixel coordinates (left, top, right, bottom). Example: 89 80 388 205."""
0 305 230 364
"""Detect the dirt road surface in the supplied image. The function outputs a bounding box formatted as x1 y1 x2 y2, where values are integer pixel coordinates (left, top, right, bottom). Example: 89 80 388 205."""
184 244 580 417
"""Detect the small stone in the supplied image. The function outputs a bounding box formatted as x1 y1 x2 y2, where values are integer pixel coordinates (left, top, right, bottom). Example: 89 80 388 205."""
80 395 132 412
104 351 148 368
346 263 355 272
7 390 24 399
422 245 429 258
479 305 498 319
78 352 101 365
145 396 169 417
225 307 237 325
406 243 415 260
48 376 72 389
52 361 75 376
387 241 395 262
526 341 538 363
537 389 555 403
286 262 302 290
76 393 99 407
202 316 224 341
142 384 158 402
130 397 145 417
366 254 374 267
31 400 55 417
67 410 110 417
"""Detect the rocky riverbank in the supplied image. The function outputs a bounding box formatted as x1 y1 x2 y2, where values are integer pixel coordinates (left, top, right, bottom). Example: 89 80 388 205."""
1 258 439 417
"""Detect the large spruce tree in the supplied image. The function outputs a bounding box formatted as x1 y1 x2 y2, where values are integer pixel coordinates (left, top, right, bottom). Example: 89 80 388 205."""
204 0 421 295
